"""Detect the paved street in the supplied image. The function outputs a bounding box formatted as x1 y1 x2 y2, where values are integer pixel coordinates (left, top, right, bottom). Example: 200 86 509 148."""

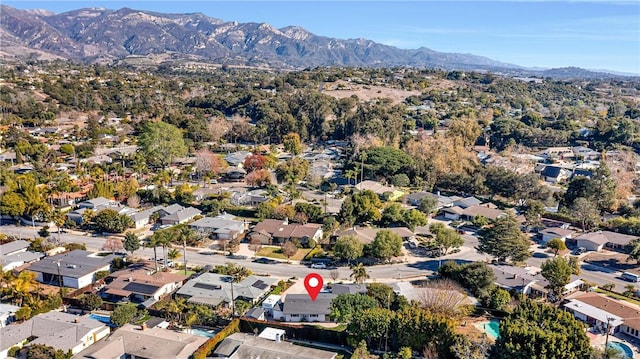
2 223 636 292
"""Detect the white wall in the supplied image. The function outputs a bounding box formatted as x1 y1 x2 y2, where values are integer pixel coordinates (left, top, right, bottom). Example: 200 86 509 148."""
284 313 326 322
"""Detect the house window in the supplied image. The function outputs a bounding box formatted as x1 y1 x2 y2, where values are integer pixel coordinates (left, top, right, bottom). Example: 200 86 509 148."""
291 314 299 317
309 314 318 317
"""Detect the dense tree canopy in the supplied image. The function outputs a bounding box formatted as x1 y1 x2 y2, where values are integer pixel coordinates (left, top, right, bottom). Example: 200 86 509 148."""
477 215 531 263
492 300 592 359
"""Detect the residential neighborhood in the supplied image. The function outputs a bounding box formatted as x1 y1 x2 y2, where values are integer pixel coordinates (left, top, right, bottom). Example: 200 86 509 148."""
1 57 640 359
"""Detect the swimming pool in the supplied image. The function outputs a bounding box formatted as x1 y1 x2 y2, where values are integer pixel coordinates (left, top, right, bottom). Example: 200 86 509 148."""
474 320 500 340
183 328 218 338
607 342 633 359
88 313 116 327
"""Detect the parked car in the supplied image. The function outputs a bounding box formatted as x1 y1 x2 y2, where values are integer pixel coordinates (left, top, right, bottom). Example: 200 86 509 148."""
228 255 248 260
572 247 587 255
253 257 277 264
310 263 327 269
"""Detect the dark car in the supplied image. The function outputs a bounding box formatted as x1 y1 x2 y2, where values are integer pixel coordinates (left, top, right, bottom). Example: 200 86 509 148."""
253 257 277 264
228 255 248 260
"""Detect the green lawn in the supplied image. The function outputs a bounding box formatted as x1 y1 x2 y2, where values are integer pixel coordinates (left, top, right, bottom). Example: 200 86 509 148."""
256 246 311 261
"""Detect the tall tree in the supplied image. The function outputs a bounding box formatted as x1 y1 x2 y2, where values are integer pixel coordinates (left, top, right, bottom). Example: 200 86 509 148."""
430 223 464 255
334 236 364 264
491 299 592 359
281 241 297 261
370 230 403 262
477 215 531 263
283 132 303 156
546 238 567 256
570 197 600 230
541 257 573 296
138 121 187 169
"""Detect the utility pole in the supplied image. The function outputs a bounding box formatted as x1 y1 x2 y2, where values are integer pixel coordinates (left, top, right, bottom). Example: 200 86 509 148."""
183 239 187 276
230 274 235 318
56 261 63 300
604 317 613 359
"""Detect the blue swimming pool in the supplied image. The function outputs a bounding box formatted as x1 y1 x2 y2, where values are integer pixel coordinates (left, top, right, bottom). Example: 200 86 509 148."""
475 320 500 340
183 328 219 338
607 342 633 359
88 313 116 327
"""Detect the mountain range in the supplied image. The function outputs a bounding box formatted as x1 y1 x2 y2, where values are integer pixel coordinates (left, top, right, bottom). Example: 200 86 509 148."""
0 5 630 78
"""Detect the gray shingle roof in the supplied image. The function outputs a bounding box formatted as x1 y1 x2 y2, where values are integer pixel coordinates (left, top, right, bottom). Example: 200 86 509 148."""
28 250 115 278
0 240 30 255
0 312 106 352
282 293 336 315
161 207 201 224
177 273 277 305
214 333 337 359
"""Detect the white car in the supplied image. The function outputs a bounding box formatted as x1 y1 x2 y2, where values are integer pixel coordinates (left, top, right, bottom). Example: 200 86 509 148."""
310 263 327 269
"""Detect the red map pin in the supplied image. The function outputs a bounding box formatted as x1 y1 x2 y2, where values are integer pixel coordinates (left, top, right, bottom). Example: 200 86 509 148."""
304 273 323 301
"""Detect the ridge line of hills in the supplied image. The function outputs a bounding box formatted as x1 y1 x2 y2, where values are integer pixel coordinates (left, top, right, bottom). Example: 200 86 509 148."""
0 5 635 79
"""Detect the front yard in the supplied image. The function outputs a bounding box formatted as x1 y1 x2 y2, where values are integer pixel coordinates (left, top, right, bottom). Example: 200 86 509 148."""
256 246 312 261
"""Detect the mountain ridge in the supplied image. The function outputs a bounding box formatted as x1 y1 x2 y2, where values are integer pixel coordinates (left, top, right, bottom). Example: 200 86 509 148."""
0 5 633 79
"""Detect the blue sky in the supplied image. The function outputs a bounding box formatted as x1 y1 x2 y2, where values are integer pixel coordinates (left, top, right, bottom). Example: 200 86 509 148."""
5 1 640 74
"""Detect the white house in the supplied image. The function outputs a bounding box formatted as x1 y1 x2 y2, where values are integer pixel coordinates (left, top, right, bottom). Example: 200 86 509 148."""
0 312 109 358
539 227 576 244
0 240 44 271
28 250 115 289
273 293 336 322
564 292 640 340
575 232 609 252
189 213 245 240
261 294 282 317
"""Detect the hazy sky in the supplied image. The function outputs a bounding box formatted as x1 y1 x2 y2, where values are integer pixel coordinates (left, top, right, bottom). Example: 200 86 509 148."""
4 1 640 74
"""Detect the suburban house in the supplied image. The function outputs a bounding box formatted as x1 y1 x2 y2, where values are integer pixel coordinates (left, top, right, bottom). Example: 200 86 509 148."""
575 231 639 252
77 197 112 210
189 213 245 239
0 240 44 271
442 206 465 221
0 303 20 328
224 151 253 168
129 205 163 229
355 180 405 201
244 307 266 320
273 293 336 322
250 219 323 245
230 189 270 206
74 323 207 359
490 265 583 297
0 311 109 358
564 291 640 340
333 226 414 245
332 283 368 295
405 191 456 209
157 203 184 218
540 166 572 183
102 269 187 307
542 146 574 159
459 205 507 222
452 196 483 209
177 273 277 307
538 227 576 244
261 294 282 317
214 330 337 359
28 250 115 289
159 206 202 226
572 146 600 160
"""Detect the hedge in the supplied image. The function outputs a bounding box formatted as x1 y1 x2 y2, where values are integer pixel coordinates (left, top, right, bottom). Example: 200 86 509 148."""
239 318 348 345
192 318 240 359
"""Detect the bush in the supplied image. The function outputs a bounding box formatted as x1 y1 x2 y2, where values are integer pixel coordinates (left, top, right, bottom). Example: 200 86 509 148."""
7 346 20 357
192 319 240 359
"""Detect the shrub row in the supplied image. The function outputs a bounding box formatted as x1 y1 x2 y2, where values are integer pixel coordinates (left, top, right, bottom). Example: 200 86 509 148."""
192 318 240 359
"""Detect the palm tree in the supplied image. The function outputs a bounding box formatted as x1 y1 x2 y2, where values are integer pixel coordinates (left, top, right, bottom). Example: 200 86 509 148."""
11 271 37 306
168 248 182 262
350 263 369 284
146 233 161 271
154 230 173 270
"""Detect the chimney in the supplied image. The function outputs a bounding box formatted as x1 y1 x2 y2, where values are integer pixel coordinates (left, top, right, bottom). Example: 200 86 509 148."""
140 323 147 331
74 318 80 323
275 333 281 342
